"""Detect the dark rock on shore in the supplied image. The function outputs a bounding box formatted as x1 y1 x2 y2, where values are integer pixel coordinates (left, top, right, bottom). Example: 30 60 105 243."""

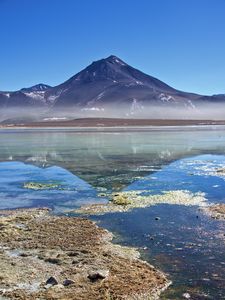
45 277 58 286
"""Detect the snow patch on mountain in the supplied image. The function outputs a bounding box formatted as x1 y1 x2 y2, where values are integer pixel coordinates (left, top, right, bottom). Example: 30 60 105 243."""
48 95 60 102
23 91 45 100
136 81 144 85
81 107 105 111
115 58 125 66
158 93 175 102
47 88 68 103
43 117 68 121
96 92 105 100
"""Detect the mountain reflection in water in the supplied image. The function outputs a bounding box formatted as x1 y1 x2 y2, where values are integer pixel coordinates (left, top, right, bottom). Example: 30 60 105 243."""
1 127 225 191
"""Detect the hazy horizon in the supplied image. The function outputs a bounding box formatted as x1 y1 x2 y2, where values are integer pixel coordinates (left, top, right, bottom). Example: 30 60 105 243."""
1 102 225 122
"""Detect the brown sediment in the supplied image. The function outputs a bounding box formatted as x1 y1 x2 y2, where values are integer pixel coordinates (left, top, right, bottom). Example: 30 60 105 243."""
2 117 225 128
0 208 170 300
203 204 225 220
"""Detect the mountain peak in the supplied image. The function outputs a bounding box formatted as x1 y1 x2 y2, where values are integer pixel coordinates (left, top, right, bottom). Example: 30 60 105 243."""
89 55 127 68
104 55 127 65
21 83 51 92
66 55 129 84
57 54 175 94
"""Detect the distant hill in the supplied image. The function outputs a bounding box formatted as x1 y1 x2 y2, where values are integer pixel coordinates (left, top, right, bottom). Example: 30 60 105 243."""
1 55 225 120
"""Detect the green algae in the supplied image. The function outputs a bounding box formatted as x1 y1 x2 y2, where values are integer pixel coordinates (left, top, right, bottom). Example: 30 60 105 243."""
74 190 207 215
23 182 61 190
111 193 132 205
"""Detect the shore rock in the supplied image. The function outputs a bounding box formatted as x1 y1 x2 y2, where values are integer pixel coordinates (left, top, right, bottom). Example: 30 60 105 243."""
203 204 225 220
45 277 58 286
88 269 109 281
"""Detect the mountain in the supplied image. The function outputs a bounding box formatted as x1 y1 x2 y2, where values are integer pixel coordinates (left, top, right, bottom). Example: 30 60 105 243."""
0 83 52 108
0 55 225 119
44 55 206 112
20 83 51 93
45 55 178 109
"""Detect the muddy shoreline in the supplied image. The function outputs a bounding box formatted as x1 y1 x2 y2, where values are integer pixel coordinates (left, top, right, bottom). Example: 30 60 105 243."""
2 117 225 128
0 208 170 300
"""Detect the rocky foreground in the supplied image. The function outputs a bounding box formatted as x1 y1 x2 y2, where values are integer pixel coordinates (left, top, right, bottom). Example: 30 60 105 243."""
0 208 170 300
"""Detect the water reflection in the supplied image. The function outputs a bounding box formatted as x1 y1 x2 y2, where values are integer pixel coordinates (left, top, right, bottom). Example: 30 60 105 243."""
1 128 225 192
126 154 225 204
0 161 105 211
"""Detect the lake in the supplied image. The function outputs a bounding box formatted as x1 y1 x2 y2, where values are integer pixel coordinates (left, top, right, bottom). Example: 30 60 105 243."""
0 126 225 299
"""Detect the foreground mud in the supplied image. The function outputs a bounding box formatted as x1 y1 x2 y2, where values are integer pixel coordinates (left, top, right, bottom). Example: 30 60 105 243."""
0 208 170 300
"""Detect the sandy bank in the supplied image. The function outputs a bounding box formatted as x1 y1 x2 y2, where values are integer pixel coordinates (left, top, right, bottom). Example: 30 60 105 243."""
0 208 170 300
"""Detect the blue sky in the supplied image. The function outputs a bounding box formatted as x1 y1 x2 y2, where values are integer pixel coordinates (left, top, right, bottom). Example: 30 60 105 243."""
0 0 225 95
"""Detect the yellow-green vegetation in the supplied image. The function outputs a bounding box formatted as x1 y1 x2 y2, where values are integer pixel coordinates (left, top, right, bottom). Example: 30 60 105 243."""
111 193 132 205
74 190 207 215
23 182 60 190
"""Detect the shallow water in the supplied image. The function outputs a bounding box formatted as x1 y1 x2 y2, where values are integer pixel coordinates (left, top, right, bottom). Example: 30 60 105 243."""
0 127 225 299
